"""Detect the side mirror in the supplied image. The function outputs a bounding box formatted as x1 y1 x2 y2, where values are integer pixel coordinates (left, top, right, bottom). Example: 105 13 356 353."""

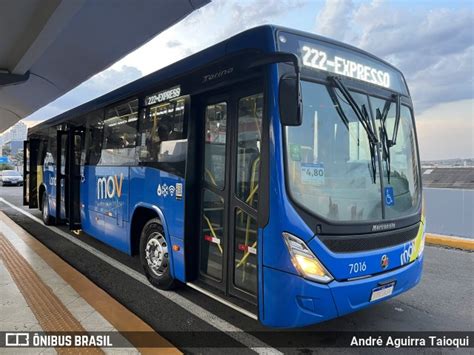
245 52 302 126
279 74 302 126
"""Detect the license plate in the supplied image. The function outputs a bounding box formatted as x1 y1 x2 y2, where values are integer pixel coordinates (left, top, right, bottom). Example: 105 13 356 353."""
370 282 395 302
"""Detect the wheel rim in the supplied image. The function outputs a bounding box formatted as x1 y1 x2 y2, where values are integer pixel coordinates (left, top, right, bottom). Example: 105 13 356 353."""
43 197 48 221
145 232 168 277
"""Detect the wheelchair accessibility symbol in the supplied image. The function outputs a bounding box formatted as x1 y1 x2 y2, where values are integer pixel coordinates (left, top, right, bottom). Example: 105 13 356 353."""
384 186 395 206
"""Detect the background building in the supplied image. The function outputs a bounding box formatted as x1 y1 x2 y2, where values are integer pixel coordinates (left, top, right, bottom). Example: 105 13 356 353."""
0 121 27 167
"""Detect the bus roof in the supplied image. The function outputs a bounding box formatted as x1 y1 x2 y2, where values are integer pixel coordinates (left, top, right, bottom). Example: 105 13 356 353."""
29 25 405 134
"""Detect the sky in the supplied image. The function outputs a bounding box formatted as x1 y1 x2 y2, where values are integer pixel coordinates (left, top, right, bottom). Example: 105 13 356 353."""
23 0 473 161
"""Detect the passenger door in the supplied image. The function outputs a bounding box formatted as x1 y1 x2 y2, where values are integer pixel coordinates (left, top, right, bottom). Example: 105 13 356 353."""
23 140 30 206
68 129 84 229
198 86 264 304
55 128 83 228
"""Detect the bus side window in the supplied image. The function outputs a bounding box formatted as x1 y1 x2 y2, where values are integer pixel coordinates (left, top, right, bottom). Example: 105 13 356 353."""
235 93 263 209
83 110 104 166
45 127 57 171
138 96 187 176
99 99 138 166
204 102 227 189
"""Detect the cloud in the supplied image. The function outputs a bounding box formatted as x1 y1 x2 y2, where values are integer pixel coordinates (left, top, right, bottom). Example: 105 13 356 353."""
24 65 142 121
315 0 354 40
408 46 473 112
223 0 307 38
166 40 182 48
111 0 306 75
416 99 473 160
315 0 474 112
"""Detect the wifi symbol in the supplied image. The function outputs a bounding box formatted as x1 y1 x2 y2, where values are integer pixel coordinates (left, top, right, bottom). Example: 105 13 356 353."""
169 185 176 196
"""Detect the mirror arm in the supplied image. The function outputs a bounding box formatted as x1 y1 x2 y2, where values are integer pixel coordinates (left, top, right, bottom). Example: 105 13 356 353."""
246 52 300 72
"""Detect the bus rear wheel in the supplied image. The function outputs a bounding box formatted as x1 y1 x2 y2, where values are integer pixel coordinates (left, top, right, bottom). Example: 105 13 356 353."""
140 218 177 290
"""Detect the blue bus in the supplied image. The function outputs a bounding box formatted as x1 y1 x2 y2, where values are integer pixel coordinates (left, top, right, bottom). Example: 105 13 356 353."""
23 26 425 328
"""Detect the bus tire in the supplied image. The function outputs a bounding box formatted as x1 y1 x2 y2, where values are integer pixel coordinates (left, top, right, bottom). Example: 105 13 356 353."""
140 218 177 290
41 191 52 225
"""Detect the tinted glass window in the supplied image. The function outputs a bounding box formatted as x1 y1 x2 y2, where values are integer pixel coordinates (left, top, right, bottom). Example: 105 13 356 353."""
234 208 257 294
204 102 227 189
138 96 187 176
44 128 57 170
371 101 421 219
83 110 103 165
286 81 421 222
99 99 138 165
60 134 67 175
200 189 225 280
286 81 382 222
235 93 263 209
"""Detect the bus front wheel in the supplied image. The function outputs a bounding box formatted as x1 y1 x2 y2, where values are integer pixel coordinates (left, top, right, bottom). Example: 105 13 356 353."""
140 218 177 290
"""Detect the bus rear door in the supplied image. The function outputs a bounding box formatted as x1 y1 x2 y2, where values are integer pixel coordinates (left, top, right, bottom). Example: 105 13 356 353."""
23 140 30 206
55 128 83 229
23 138 40 208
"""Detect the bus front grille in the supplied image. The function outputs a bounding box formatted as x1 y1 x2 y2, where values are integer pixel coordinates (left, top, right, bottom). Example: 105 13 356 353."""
318 223 420 253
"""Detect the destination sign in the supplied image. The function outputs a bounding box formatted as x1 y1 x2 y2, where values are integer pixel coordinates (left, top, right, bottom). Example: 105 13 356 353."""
277 31 408 94
145 86 181 106
301 45 391 88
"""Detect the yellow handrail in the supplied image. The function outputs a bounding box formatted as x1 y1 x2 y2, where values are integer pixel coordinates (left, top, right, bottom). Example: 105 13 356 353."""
204 149 260 279
236 157 260 276
203 214 223 254
236 241 257 268
205 168 218 187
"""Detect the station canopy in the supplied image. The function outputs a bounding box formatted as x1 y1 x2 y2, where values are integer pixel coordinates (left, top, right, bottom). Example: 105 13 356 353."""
0 0 209 133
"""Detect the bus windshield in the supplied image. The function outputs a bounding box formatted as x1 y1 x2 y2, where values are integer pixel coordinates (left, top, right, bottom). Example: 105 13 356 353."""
285 80 421 222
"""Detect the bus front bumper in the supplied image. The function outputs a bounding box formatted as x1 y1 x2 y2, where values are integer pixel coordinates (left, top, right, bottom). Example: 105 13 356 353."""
261 256 423 328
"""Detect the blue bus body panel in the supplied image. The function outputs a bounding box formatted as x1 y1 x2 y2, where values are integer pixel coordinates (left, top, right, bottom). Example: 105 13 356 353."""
129 167 186 282
81 166 131 253
43 166 65 220
262 256 423 328
43 167 56 216
79 165 186 282
330 256 423 317
262 266 338 327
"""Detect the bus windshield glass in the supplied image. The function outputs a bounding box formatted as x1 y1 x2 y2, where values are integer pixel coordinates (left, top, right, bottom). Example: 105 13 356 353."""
285 81 421 222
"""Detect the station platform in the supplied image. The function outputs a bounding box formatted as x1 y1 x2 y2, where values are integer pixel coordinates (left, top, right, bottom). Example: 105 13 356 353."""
0 210 180 354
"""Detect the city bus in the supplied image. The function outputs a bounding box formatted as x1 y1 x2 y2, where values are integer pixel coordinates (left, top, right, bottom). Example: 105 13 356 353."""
23 25 425 328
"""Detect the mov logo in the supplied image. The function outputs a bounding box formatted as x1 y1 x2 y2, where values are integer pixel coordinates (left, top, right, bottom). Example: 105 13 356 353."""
97 174 124 200
400 241 414 266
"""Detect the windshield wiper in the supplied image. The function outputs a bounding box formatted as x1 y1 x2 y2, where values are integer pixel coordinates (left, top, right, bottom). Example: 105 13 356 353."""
377 99 392 183
390 93 401 147
329 76 379 183
327 85 350 130
329 76 378 145
377 93 401 184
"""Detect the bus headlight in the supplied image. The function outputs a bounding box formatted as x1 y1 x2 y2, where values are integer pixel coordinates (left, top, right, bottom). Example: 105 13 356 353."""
282 232 333 283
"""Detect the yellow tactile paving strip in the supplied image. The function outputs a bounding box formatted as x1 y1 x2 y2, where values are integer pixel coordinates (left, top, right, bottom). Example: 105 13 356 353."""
0 210 181 355
0 232 103 355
